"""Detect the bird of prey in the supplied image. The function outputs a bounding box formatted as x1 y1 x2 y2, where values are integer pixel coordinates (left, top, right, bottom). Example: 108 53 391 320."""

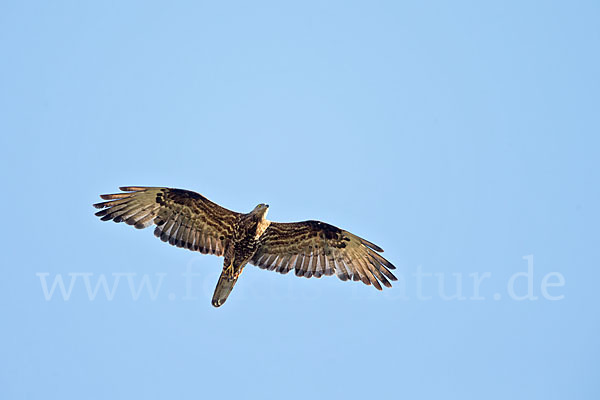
93 187 397 307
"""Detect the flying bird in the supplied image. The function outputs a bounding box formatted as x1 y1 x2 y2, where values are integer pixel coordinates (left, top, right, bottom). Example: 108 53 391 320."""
93 187 397 307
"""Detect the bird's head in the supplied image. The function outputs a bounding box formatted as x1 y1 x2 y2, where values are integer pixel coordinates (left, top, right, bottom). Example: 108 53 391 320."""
252 203 269 219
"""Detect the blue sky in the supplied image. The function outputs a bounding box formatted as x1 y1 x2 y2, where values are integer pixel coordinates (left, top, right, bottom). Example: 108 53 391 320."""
1 1 599 399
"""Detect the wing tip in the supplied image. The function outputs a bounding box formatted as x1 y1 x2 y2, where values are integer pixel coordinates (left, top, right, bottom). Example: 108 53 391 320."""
346 231 384 252
99 193 131 200
361 238 384 252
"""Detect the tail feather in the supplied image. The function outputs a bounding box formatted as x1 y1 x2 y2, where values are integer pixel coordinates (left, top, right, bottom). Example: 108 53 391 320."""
212 272 239 307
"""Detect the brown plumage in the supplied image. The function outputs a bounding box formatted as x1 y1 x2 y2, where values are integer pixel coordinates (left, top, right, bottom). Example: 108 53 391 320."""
93 186 397 307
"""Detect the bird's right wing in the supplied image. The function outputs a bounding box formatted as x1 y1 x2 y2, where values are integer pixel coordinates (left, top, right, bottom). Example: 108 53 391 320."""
93 187 240 256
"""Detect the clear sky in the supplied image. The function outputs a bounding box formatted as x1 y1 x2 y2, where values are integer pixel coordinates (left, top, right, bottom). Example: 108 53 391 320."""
1 1 598 399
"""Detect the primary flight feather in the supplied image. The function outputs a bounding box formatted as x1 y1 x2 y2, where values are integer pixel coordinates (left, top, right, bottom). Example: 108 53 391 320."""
93 187 397 307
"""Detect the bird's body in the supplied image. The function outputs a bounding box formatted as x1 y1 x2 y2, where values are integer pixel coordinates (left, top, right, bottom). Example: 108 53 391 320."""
94 187 397 307
213 205 271 306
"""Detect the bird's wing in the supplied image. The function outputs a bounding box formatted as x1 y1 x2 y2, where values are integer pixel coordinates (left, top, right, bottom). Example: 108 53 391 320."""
93 187 240 256
250 221 397 290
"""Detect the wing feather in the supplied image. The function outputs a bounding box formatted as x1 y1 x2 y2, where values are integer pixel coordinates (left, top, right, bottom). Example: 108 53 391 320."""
250 220 397 290
94 187 239 257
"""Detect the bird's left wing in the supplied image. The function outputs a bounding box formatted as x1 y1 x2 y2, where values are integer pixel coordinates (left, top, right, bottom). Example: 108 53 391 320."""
93 187 240 256
250 221 397 290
